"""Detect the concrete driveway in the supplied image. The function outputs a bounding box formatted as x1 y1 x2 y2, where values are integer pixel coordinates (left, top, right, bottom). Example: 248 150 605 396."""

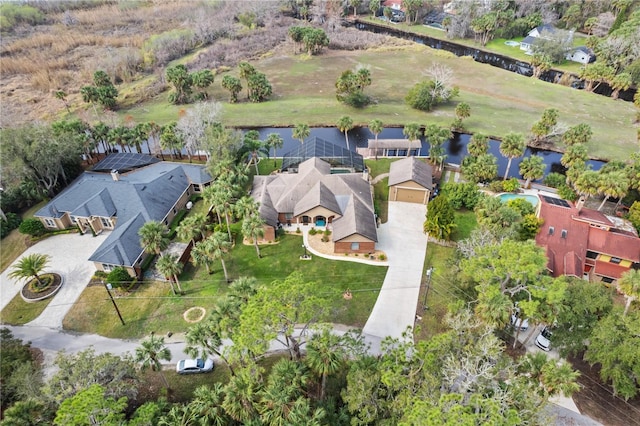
1 232 108 329
363 201 428 340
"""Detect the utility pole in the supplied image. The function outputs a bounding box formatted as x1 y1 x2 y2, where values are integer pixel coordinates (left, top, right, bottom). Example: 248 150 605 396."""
103 281 125 326
423 267 434 310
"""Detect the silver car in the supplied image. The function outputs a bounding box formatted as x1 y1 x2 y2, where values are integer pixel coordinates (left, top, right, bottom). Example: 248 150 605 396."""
176 358 214 374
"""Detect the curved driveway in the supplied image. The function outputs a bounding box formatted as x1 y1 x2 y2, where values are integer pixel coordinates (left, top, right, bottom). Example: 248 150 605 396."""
362 201 428 341
1 233 108 328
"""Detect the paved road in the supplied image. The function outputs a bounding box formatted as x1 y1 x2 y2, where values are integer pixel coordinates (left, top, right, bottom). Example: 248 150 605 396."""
1 233 108 329
363 201 428 340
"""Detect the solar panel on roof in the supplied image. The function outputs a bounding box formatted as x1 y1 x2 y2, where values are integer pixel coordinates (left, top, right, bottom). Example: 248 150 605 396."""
542 195 570 208
93 153 160 173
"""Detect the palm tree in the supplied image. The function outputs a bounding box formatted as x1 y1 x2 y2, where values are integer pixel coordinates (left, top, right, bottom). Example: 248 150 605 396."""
185 322 235 377
234 196 259 221
292 123 310 145
191 238 214 274
176 213 209 245
138 221 170 257
368 119 383 160
425 124 452 171
402 123 421 157
135 335 172 389
206 181 234 242
455 101 471 121
208 232 232 283
240 130 268 175
519 155 545 188
337 116 354 150
305 327 344 400
468 132 489 157
265 133 284 166
573 169 600 200
500 132 526 180
187 384 230 425
597 171 629 211
242 214 265 258
156 254 184 295
9 253 51 287
561 144 589 170
618 269 640 316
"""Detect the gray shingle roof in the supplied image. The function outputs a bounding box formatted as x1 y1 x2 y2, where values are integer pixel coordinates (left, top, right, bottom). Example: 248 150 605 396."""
252 157 376 242
35 156 212 268
388 157 433 189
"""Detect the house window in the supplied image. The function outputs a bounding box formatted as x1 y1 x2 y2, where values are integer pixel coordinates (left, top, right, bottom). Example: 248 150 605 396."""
610 257 622 264
173 207 177 214
100 217 112 228
602 277 614 284
193 185 201 193
285 213 293 220
102 264 114 272
351 242 360 251
44 218 56 228
70 216 78 224
586 251 598 259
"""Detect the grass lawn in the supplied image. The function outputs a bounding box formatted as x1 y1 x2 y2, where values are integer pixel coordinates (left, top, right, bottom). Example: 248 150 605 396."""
451 209 478 241
64 231 387 338
1 201 47 273
365 159 396 178
0 294 53 325
373 178 389 224
416 244 458 340
121 44 636 162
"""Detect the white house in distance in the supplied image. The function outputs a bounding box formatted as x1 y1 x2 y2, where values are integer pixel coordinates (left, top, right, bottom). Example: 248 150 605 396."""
519 23 594 64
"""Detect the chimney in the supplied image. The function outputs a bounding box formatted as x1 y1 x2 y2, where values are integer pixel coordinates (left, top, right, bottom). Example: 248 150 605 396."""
110 169 120 182
575 196 585 212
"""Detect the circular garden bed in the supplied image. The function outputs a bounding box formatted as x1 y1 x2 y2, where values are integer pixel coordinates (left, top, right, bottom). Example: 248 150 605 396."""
21 273 64 302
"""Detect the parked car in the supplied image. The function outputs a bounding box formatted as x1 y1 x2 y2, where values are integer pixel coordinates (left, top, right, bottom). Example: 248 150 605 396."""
510 308 529 331
535 327 553 351
176 358 214 374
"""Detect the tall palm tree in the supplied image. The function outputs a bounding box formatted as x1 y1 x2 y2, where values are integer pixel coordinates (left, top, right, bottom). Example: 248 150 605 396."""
138 221 170 257
519 155 545 188
425 124 452 171
305 327 344 400
265 133 284 166
573 169 600 200
337 116 354 150
597 171 629 211
208 232 232 283
134 335 172 389
240 130 268 175
9 253 51 287
176 213 209 245
234 196 259 221
191 238 214 274
402 123 421 157
468 132 489 157
500 132 526 180
156 254 184 295
561 144 588 170
292 123 310 145
185 322 235 377
242 214 265 258
187 384 230 425
368 119 383 160
618 269 640 316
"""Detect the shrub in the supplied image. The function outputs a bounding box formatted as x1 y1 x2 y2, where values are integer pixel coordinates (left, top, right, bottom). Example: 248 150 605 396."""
544 172 566 188
441 182 482 210
488 180 504 193
321 235 329 242
18 218 46 237
323 229 331 236
557 184 578 201
628 201 640 234
502 178 520 193
379 254 386 260
507 198 535 216
308 228 317 235
106 267 133 289
1 213 22 239
296 227 301 234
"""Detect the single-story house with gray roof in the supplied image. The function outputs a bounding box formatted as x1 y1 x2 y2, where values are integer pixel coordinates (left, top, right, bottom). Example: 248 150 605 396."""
251 157 377 254
388 157 433 204
35 154 212 277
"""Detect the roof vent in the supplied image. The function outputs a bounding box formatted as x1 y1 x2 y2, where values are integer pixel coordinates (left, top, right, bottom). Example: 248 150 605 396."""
110 169 120 181
561 229 567 239
548 226 554 235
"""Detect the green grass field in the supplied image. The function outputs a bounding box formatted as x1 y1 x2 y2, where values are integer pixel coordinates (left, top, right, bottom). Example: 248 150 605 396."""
121 44 636 162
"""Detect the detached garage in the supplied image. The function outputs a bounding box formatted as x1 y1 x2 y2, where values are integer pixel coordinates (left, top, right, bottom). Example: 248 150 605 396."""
388 157 432 205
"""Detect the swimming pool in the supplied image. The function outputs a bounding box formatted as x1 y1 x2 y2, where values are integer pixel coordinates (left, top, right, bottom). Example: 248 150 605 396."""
498 193 539 207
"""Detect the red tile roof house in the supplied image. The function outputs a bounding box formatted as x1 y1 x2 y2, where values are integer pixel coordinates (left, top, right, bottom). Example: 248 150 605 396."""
251 157 377 254
535 195 640 283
